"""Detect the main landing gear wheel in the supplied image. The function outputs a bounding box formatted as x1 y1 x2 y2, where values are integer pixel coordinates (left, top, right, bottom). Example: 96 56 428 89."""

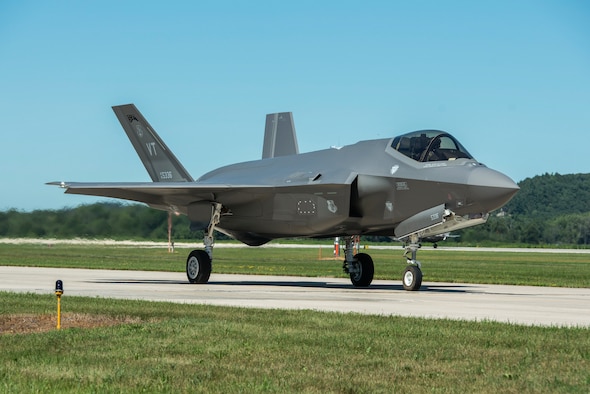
350 253 374 287
186 250 212 284
186 203 221 285
402 265 422 291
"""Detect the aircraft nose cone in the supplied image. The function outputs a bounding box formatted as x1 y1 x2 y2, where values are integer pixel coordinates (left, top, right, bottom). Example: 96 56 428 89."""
467 166 519 212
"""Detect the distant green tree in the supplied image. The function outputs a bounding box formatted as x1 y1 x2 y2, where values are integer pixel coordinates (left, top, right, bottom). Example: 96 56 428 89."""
505 173 590 219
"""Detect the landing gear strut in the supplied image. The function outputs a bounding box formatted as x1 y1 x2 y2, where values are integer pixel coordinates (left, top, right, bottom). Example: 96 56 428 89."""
342 236 374 287
402 234 423 291
186 203 221 284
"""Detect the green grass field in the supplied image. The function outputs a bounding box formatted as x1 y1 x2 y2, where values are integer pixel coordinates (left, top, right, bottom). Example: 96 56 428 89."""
0 243 588 287
1 292 589 393
1 242 589 392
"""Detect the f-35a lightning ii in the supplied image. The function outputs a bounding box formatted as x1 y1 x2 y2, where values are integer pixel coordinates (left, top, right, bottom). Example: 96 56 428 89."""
49 104 519 291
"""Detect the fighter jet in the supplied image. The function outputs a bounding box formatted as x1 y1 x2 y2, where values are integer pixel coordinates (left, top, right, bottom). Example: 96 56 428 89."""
49 104 519 291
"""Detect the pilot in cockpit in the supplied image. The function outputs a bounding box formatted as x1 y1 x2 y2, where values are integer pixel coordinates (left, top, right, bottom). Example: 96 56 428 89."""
391 130 474 163
423 137 441 162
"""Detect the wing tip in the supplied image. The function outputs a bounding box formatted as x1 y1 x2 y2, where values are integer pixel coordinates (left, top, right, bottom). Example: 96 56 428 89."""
46 181 68 188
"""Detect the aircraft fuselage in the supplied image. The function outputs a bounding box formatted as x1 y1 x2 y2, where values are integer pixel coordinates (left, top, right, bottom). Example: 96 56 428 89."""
193 137 517 245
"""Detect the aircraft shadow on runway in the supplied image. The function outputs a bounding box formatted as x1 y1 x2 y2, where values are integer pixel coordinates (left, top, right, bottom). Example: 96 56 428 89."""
88 278 471 293
89 279 187 285
210 281 471 293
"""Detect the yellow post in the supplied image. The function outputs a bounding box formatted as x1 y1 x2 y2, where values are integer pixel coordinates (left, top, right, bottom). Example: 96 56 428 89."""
55 280 63 330
56 295 61 330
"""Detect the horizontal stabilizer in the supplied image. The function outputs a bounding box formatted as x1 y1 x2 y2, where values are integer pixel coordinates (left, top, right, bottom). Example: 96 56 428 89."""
262 112 299 159
112 104 194 182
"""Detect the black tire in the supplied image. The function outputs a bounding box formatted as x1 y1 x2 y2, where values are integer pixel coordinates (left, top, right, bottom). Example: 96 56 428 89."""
350 253 374 287
186 250 212 284
402 265 422 291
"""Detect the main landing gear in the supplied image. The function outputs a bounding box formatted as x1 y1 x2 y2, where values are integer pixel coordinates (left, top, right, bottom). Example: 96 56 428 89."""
342 236 374 287
185 205 423 291
402 234 423 291
186 203 221 284
342 234 423 291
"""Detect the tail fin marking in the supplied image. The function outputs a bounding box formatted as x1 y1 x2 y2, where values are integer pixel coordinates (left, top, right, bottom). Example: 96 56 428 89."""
112 104 194 182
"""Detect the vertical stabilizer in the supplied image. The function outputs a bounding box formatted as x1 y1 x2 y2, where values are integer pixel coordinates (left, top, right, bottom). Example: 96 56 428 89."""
112 104 194 182
262 112 299 159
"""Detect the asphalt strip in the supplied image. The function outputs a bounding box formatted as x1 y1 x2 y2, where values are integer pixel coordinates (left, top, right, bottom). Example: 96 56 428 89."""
1 266 589 328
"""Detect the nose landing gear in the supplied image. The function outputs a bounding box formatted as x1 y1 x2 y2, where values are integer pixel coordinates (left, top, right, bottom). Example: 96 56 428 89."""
402 234 423 291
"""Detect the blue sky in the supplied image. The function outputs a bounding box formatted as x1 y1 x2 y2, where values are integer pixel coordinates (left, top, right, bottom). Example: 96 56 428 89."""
1 1 589 211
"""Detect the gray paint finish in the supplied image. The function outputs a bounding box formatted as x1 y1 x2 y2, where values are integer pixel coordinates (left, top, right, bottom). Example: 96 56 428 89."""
48 105 519 289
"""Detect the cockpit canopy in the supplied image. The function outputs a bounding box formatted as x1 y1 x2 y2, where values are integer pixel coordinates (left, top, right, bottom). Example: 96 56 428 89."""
391 130 473 162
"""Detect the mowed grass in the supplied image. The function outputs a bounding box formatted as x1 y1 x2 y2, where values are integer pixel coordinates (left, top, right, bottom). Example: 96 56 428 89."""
1 292 589 393
0 243 589 287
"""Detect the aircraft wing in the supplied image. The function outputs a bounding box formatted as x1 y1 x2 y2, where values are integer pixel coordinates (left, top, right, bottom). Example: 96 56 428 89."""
47 181 267 209
46 181 349 213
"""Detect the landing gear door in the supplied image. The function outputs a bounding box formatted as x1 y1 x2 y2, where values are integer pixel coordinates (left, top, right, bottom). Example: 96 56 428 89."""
394 203 447 240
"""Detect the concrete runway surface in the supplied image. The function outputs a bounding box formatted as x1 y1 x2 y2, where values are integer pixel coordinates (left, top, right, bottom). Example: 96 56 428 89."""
1 266 589 327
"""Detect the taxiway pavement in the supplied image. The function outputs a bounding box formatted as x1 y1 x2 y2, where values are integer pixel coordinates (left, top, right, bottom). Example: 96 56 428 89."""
1 266 588 327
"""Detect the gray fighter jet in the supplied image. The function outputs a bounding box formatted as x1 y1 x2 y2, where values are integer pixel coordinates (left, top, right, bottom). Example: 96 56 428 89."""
49 104 519 291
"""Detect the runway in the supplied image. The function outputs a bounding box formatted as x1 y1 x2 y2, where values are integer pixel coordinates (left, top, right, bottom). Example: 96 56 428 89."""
1 266 589 327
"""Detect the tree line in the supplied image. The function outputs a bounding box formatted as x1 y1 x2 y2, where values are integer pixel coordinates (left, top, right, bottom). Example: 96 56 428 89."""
1 173 589 245
0 203 204 241
459 173 590 245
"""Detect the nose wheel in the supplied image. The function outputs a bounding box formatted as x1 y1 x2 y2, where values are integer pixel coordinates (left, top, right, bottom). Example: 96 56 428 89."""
402 265 422 291
402 234 423 291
